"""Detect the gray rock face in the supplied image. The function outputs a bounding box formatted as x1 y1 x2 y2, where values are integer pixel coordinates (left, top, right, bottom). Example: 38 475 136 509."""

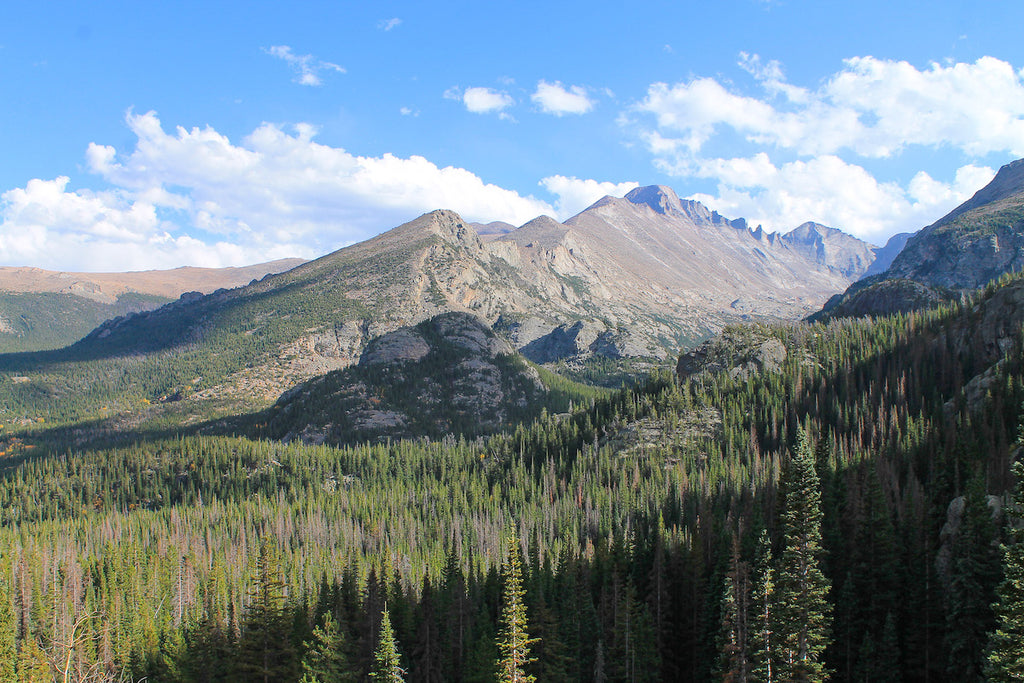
781 222 879 278
936 493 1004 586
270 312 547 445
520 321 601 363
872 159 1024 291
360 328 431 366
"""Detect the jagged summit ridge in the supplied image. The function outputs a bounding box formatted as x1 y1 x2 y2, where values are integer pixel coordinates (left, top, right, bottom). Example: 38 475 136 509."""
621 185 748 230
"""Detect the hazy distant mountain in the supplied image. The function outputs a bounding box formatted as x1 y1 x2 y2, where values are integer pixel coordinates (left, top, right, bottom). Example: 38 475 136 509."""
0 259 306 301
779 222 879 279
0 258 305 352
861 232 912 278
817 159 1024 320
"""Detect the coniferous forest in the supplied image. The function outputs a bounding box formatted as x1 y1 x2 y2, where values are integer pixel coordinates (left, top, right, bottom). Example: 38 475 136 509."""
4 275 1024 681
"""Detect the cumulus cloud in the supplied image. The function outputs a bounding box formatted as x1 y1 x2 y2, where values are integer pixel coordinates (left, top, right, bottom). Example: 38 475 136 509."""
683 153 993 244
636 55 1024 159
452 87 515 116
532 81 595 116
378 17 401 31
0 176 287 271
0 111 568 270
631 55 1024 239
540 176 639 218
264 45 345 86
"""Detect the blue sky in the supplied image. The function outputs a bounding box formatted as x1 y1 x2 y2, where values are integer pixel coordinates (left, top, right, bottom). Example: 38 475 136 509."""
3 0 1024 271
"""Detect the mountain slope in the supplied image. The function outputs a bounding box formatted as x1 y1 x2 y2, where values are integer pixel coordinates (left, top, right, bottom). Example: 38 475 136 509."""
0 193 874 428
780 222 880 278
818 159 1024 319
0 259 305 352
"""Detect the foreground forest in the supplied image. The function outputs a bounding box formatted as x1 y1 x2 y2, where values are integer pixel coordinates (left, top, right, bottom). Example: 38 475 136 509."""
4 274 1024 681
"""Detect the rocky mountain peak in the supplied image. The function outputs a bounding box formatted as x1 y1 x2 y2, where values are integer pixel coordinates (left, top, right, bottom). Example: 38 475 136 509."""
400 209 484 250
624 185 686 215
622 185 745 229
787 222 839 242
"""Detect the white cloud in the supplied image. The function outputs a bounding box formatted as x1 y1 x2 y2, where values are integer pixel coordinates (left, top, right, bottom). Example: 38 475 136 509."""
540 176 640 219
264 45 345 87
0 111 563 270
532 81 595 116
0 177 285 271
636 55 1024 159
460 87 514 115
399 107 419 117
683 154 993 244
631 54 1024 240
378 17 401 31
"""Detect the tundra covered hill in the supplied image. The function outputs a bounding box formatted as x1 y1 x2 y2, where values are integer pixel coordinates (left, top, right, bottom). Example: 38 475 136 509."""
0 188 874 429
0 258 304 352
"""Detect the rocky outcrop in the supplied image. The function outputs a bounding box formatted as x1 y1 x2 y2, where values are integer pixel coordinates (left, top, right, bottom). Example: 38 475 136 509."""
677 326 793 381
811 277 950 322
266 312 546 445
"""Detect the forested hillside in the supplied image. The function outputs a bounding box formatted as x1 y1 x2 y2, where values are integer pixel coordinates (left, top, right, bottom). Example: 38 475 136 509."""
2 272 1024 681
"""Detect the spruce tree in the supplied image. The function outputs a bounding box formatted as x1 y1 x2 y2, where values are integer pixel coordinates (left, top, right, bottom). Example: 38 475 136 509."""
946 479 1000 682
0 581 14 683
987 460 1024 680
236 541 298 683
496 530 538 683
369 607 404 682
750 529 775 683
773 429 832 682
717 535 751 682
301 612 355 682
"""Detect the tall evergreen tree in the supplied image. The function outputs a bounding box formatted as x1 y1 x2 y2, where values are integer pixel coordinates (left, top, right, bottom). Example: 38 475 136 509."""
236 541 298 683
750 529 775 683
946 479 1001 683
987 460 1024 681
773 429 832 682
0 581 14 683
301 612 355 683
496 530 538 683
370 607 405 682
717 535 751 682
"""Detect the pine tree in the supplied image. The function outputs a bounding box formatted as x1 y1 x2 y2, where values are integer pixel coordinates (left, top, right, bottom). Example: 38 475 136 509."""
496 530 538 683
301 612 355 683
369 607 404 682
946 479 1000 683
717 535 751 682
236 541 298 683
987 460 1024 680
773 429 832 682
0 581 14 683
750 529 775 683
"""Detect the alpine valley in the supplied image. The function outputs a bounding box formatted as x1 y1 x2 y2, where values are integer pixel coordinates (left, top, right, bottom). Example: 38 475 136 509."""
4 161 1024 682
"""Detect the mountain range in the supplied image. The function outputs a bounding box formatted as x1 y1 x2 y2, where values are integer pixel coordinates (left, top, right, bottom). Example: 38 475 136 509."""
0 185 899 430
